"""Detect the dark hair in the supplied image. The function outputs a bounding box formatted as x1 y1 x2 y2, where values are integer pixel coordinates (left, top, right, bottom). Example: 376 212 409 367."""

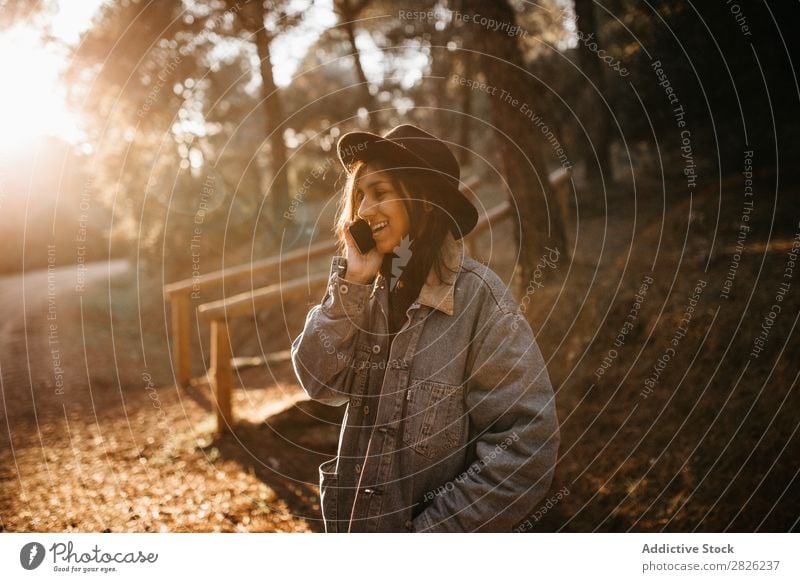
334 158 458 287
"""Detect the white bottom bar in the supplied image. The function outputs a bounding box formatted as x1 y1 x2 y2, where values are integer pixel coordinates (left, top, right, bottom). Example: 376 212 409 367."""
1 533 797 581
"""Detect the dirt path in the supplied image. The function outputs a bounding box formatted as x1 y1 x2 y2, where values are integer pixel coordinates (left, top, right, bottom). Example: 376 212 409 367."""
0 259 340 532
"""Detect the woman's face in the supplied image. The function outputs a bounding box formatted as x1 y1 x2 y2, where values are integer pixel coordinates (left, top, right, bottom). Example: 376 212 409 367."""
355 164 411 254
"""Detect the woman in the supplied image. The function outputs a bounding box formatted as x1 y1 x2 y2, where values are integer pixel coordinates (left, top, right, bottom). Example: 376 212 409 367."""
291 124 560 532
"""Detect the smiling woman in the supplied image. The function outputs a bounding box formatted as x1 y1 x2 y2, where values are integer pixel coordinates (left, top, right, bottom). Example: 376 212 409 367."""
291 123 560 533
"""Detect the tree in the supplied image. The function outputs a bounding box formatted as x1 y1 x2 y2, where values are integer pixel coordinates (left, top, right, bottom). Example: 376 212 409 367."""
455 50 474 167
334 0 380 132
0 0 50 29
228 0 302 223
65 0 284 278
460 0 567 291
573 0 612 184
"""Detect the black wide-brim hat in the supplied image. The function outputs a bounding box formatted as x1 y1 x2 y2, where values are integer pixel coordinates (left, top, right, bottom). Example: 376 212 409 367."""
337 124 478 239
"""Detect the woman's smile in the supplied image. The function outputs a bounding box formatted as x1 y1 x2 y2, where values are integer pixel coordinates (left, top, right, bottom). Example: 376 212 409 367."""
369 216 399 252
370 220 389 235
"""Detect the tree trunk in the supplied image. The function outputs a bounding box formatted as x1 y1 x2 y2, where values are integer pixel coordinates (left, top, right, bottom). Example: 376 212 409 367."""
254 24 290 222
457 51 473 167
574 0 613 183
341 2 379 132
461 0 567 294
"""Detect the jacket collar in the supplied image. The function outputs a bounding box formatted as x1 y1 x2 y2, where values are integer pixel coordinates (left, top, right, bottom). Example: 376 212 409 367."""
413 231 464 316
372 231 464 317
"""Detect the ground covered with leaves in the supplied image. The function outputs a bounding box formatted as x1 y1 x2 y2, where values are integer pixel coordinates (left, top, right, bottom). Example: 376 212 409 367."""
1 175 797 532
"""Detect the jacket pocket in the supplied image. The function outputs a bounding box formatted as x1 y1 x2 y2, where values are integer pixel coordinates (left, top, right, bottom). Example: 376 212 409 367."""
402 380 465 459
318 457 340 533
348 342 373 408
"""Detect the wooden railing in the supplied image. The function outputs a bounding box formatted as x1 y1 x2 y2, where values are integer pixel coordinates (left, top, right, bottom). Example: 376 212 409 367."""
164 170 571 435
164 238 338 386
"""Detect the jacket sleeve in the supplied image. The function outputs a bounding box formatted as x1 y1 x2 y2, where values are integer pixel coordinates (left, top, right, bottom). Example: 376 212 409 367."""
290 256 373 406
412 308 560 532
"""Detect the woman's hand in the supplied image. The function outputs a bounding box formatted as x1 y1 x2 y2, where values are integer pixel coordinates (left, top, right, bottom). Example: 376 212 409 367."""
342 220 383 284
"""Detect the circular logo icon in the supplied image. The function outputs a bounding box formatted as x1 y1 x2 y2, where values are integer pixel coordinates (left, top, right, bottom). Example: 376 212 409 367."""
20 542 46 570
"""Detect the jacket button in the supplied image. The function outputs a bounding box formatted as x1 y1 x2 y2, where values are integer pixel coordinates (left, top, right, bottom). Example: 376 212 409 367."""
339 283 349 294
404 519 413 531
372 344 381 354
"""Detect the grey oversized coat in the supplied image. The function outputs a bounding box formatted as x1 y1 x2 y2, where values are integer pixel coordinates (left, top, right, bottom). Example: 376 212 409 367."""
291 232 560 532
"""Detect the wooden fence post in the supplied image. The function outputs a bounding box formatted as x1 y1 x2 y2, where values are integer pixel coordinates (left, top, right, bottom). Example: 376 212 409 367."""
171 293 191 387
210 319 234 435
555 174 574 259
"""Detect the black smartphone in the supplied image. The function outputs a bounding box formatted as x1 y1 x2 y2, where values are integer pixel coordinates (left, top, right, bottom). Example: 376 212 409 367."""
348 219 376 254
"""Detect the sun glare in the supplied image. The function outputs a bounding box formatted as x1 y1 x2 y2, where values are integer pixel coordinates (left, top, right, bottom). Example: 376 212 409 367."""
0 26 81 151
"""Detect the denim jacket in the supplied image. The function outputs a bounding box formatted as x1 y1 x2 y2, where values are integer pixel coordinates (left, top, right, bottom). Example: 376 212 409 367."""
290 232 560 532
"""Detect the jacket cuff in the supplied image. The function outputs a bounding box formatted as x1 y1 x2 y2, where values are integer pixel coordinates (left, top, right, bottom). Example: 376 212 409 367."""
320 256 372 319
